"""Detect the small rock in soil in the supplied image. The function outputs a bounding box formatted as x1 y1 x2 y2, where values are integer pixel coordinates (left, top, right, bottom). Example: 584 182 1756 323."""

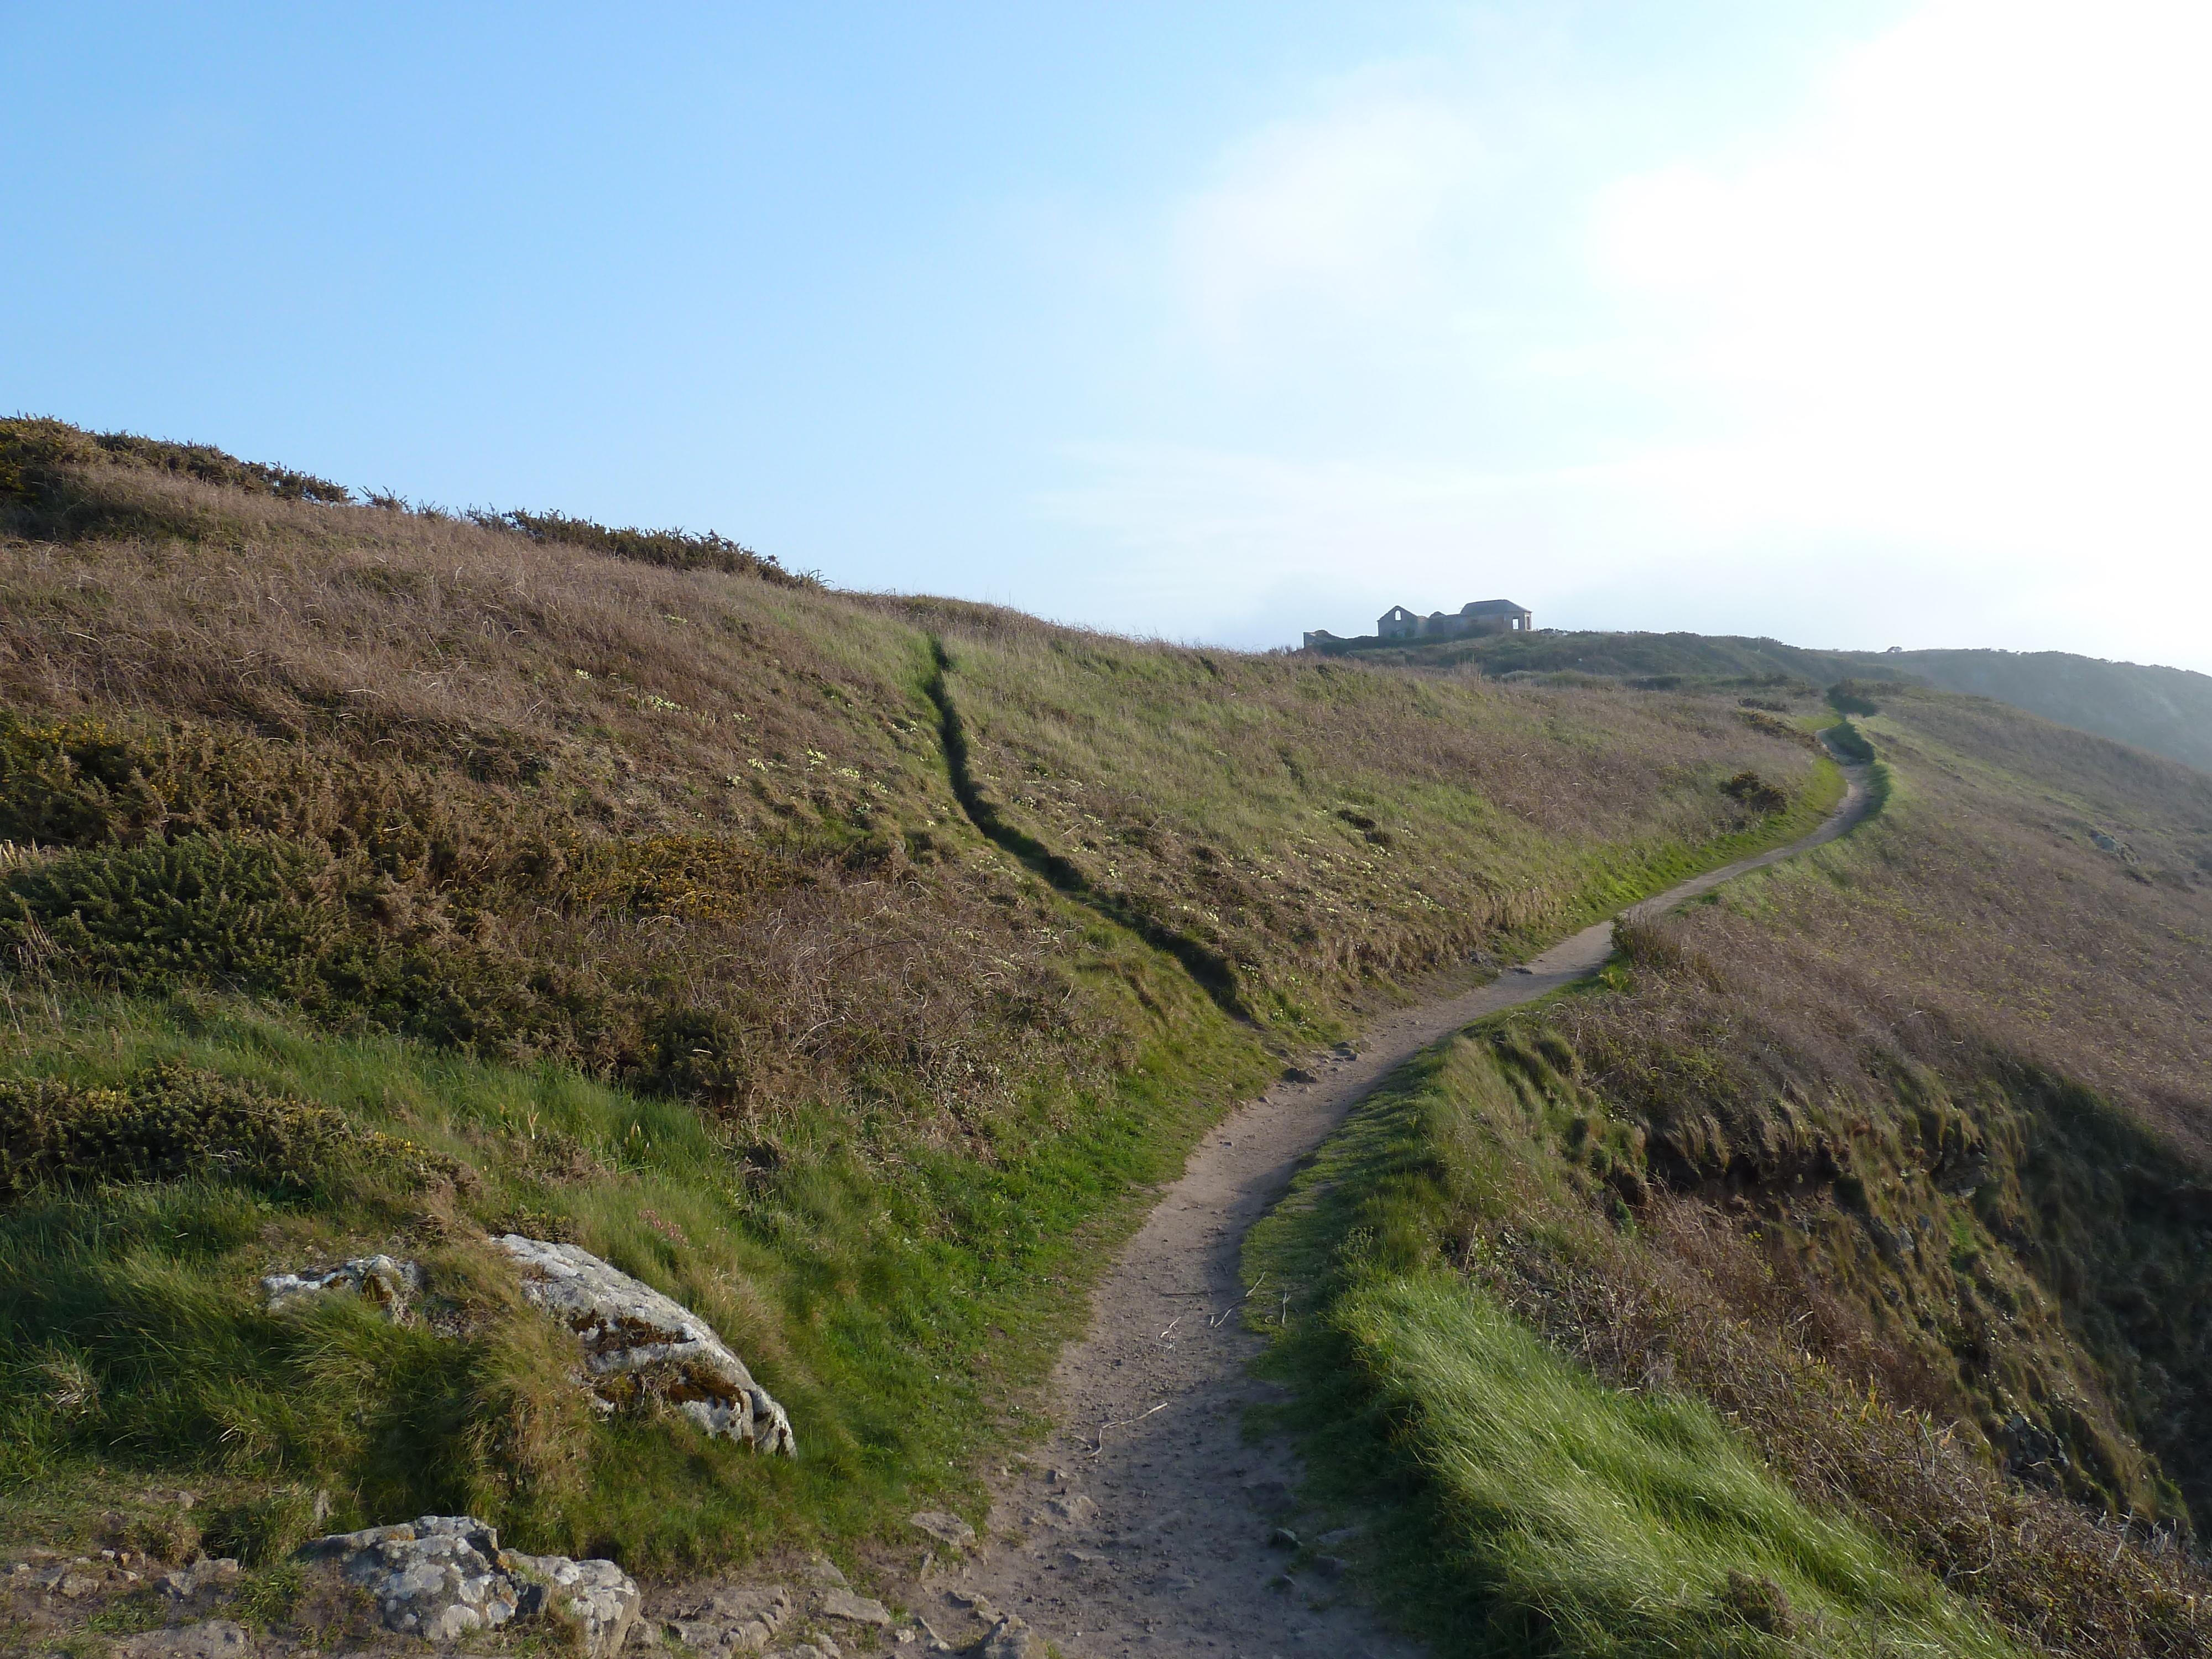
800 1552 849 1587
1268 1527 1300 1550
820 1588 893 1627
1314 1555 1347 1579
907 1510 976 1550
122 1621 255 1659
1041 1493 1097 1526
671 1583 792 1651
159 1557 242 1599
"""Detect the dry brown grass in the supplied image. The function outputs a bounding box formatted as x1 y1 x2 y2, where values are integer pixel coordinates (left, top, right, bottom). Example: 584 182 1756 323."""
0 463 1119 1134
872 595 1830 1025
1522 687 2212 1540
1465 1181 2212 1657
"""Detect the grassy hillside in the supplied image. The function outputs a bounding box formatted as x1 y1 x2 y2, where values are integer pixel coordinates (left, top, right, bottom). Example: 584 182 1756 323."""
0 420 1835 1572
1338 627 2212 777
1253 687 2212 1656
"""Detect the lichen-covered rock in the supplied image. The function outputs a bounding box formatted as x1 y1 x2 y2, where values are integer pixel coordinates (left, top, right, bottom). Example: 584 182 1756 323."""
495 1235 796 1455
260 1254 423 1316
298 1515 639 1656
509 1552 643 1653
299 1516 520 1642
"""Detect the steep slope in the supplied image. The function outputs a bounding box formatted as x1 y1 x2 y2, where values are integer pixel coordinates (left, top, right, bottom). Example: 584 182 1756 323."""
1255 688 2212 1656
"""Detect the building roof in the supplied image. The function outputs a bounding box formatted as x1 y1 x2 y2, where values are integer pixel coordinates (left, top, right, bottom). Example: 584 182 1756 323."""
1459 598 1530 617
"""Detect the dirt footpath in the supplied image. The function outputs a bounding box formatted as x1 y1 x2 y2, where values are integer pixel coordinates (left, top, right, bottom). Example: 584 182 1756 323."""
954 761 1874 1659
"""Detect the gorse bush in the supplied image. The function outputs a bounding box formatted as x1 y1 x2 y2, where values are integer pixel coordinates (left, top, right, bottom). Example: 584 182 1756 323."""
1719 769 1788 813
0 416 352 517
0 1062 461 1200
492 509 800 587
0 710 162 846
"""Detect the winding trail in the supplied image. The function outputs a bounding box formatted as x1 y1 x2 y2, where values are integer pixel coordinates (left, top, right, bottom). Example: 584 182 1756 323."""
953 753 1876 1659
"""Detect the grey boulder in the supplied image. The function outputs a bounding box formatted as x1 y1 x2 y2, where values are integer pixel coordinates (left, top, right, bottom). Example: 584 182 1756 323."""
495 1235 797 1455
510 1552 644 1655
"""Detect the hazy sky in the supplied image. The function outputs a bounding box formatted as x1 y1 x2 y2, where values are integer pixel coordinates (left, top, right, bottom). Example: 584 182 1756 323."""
8 3 2210 666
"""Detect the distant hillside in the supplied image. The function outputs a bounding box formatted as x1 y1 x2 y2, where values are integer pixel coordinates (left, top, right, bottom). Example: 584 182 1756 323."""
1886 648 2212 778
1341 628 2212 776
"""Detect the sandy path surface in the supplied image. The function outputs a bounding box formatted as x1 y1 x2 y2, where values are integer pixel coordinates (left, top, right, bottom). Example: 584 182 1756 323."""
953 759 1874 1659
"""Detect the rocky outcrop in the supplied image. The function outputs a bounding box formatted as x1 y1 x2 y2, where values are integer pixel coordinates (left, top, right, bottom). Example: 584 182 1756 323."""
298 1515 638 1656
259 1237 795 1454
495 1234 796 1454
507 1552 643 1655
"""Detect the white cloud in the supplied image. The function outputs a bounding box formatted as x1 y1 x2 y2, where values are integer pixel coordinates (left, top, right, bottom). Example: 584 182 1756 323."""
1595 0 2212 559
1046 1 2212 668
1173 92 1487 355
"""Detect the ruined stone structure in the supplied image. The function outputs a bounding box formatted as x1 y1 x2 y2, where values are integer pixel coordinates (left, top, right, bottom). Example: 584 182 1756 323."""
1303 598 1532 651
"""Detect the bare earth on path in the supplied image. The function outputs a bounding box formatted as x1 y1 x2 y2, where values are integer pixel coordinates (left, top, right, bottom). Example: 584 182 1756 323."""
951 759 1875 1659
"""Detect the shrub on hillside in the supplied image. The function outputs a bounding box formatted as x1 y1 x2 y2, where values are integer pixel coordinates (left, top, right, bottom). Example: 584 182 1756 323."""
0 711 166 848
0 832 604 1059
0 417 352 508
1719 770 1789 814
0 1063 461 1201
491 509 800 587
1735 708 1815 748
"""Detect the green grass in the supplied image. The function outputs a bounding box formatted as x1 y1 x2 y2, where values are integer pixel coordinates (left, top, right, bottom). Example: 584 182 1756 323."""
0 979 1269 1569
1338 1276 2016 1657
1245 1036 2020 1658
0 740 1840 1574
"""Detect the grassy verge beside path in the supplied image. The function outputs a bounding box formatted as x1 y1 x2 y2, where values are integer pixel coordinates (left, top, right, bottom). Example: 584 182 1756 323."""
1246 1039 2018 1657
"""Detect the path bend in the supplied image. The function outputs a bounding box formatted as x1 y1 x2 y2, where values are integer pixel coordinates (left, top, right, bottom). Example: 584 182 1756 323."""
954 753 1876 1659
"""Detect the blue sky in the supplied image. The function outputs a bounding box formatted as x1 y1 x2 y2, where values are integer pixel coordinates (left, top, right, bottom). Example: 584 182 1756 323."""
8 3 2210 667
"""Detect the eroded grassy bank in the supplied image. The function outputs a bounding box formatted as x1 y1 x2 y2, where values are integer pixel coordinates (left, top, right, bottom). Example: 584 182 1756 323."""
1251 688 2212 1657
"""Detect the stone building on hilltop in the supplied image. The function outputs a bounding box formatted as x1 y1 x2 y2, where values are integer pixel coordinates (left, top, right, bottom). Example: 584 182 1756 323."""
1304 598 1532 650
1379 599 1533 640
